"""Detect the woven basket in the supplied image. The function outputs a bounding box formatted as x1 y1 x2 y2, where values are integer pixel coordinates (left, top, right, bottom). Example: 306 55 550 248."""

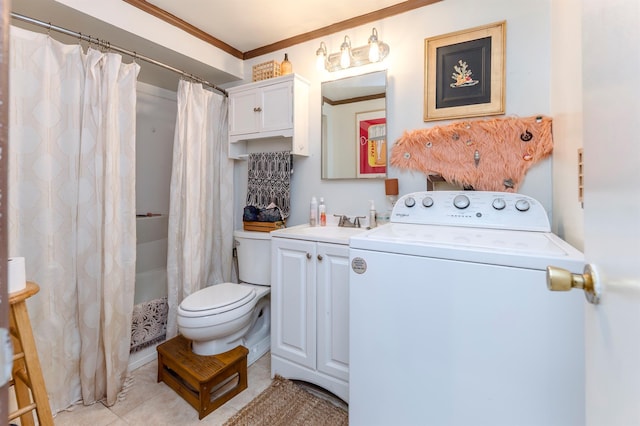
252 60 281 82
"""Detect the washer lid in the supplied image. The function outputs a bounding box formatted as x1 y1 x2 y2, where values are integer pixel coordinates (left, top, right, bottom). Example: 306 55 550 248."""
181 283 256 313
350 223 585 271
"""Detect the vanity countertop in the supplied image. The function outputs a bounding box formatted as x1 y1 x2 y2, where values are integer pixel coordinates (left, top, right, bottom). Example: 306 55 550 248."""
270 224 369 245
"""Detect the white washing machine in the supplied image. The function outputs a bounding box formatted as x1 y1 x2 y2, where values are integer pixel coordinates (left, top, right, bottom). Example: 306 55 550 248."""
349 191 585 426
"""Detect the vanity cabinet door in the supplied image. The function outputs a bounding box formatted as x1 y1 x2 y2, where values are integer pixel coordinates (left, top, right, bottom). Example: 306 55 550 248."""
316 242 350 381
271 237 317 370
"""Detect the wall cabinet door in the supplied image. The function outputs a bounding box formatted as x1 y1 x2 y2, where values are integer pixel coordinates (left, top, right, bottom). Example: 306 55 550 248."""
259 82 292 132
227 74 309 159
316 242 350 381
229 89 261 135
271 238 316 370
229 80 292 136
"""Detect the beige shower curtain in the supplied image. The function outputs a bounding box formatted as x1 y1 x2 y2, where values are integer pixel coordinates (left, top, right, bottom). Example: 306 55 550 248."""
8 26 139 411
166 80 234 339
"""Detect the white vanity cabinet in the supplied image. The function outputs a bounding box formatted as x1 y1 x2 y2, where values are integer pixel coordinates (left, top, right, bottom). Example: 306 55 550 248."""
270 229 352 402
228 74 309 159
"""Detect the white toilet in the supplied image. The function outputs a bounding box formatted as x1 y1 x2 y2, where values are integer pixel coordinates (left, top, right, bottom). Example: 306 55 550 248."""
177 230 271 366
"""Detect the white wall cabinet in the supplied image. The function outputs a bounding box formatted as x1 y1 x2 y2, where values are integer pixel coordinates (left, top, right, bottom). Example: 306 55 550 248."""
271 235 350 402
228 74 309 159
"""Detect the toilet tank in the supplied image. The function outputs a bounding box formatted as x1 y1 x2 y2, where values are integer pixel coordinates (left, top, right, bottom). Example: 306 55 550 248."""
233 230 271 285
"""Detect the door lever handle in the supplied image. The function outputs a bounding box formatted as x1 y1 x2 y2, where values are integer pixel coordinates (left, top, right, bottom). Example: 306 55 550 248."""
546 264 601 304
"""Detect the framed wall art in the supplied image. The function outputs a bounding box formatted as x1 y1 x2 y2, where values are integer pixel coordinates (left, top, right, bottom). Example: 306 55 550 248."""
424 21 506 122
356 110 387 178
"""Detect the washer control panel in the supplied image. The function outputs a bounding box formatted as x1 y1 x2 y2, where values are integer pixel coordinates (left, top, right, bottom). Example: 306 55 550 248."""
392 191 550 232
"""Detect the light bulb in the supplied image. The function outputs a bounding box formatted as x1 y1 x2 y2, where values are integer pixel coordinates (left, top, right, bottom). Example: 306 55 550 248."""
340 36 351 69
316 43 327 71
369 41 380 62
340 50 350 68
316 55 325 71
368 28 381 62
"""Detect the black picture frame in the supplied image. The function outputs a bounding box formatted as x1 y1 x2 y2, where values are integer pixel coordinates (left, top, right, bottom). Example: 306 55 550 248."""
436 36 492 109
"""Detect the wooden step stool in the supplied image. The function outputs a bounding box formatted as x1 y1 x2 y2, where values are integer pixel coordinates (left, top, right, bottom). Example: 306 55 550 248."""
157 335 249 419
8 281 54 426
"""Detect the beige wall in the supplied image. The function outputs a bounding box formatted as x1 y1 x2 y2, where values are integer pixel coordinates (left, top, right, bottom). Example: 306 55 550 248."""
234 0 556 226
59 0 584 235
550 0 585 249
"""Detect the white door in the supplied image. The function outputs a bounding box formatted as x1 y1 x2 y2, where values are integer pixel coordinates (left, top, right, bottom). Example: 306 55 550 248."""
582 1 640 424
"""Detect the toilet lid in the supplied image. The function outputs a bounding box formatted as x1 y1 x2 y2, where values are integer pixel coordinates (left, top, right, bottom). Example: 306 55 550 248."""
180 283 256 314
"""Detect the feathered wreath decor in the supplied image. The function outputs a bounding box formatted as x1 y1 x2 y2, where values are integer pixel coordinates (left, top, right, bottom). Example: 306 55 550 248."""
390 115 553 191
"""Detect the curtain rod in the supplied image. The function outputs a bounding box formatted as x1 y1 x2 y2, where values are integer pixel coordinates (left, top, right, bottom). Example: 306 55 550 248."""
10 12 228 97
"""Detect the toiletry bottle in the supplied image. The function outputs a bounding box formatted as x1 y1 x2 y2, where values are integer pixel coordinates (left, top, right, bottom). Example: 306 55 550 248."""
310 196 318 226
319 197 326 226
281 53 293 75
369 200 377 228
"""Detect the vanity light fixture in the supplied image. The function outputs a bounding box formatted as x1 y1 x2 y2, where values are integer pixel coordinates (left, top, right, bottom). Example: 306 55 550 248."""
316 28 390 72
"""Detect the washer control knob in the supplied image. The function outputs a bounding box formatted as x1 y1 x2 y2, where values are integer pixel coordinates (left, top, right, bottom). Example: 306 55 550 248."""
515 199 531 212
492 198 506 210
453 194 470 209
422 197 434 208
404 197 416 208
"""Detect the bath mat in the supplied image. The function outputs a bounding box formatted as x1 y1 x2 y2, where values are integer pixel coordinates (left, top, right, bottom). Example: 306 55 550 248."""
223 375 348 426
246 151 292 219
130 296 168 353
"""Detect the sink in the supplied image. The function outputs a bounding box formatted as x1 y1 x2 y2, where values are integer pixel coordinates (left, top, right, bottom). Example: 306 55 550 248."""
270 224 369 244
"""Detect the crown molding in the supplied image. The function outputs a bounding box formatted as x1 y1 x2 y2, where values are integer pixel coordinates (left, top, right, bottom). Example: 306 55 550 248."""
124 0 442 60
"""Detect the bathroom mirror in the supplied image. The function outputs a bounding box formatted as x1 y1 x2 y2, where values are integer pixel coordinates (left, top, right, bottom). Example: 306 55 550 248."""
321 70 387 179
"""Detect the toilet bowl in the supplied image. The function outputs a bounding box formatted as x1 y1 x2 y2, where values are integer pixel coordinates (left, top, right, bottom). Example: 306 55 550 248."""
177 230 271 365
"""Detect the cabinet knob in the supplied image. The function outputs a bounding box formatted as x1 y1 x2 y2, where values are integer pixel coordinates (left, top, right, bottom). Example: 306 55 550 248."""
306 252 312 259
253 107 262 112
317 255 323 261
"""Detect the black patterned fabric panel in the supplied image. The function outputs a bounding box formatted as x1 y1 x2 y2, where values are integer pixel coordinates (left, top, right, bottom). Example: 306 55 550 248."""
246 151 292 218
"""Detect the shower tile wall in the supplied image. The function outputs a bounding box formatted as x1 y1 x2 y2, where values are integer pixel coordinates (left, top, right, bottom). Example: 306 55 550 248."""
134 82 176 303
136 82 176 216
130 82 176 367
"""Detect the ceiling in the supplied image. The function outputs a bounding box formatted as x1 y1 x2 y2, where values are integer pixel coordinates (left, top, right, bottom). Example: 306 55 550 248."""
10 0 439 90
144 0 406 53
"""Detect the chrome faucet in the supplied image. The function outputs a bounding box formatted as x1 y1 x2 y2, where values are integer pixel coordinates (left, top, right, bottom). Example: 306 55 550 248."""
335 214 365 228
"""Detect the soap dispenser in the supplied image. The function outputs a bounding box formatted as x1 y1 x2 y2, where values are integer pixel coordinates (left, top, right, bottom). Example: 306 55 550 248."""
319 197 326 226
369 200 377 228
310 196 318 226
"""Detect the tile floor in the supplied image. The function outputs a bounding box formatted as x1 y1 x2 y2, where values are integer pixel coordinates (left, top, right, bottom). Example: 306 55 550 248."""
53 353 274 426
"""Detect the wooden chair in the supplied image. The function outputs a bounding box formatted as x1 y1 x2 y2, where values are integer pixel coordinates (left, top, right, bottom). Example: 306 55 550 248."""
8 281 54 426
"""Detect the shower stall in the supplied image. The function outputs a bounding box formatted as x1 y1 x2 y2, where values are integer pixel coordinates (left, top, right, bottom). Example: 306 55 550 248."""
129 82 176 370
